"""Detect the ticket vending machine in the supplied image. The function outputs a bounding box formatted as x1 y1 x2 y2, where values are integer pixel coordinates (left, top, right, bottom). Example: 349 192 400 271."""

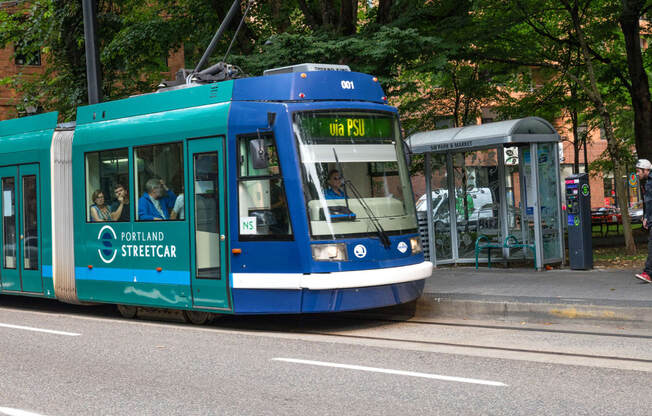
565 173 593 269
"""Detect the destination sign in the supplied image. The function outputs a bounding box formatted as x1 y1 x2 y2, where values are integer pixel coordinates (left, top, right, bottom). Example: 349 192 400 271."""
301 116 393 139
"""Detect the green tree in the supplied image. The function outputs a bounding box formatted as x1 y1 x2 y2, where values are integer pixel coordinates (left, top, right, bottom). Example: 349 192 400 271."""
618 0 652 162
470 0 639 253
0 0 192 120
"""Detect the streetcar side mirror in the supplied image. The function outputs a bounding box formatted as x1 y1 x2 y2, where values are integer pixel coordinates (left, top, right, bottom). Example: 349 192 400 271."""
250 138 269 170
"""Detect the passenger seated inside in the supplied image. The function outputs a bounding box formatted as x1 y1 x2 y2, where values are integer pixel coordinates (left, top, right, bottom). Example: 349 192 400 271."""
90 190 112 222
170 185 184 220
110 183 130 222
325 169 347 200
138 178 176 220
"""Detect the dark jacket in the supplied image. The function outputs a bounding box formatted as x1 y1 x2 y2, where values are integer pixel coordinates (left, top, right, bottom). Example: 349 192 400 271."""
644 178 652 222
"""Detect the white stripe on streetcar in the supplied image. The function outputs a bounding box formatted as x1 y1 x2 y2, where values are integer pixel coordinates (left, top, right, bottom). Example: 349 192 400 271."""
0 323 80 337
0 407 48 416
272 358 508 387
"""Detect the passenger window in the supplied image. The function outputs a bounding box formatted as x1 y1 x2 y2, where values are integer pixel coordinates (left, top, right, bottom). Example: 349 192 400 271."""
134 142 184 221
85 149 130 222
238 135 292 239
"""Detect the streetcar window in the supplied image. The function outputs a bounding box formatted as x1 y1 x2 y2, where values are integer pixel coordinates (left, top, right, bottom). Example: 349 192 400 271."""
293 111 418 240
85 149 129 222
237 135 292 240
134 142 184 221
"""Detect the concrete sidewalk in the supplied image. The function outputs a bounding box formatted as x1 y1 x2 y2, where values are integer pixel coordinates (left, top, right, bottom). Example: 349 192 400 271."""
389 267 652 329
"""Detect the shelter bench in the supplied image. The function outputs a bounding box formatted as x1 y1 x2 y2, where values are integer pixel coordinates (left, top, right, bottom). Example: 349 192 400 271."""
475 234 537 270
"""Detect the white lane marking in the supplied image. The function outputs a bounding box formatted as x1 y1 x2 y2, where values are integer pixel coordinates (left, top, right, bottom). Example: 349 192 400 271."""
0 407 48 416
0 323 80 337
272 358 508 386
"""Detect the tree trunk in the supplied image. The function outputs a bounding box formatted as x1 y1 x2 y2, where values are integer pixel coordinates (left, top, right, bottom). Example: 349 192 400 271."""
297 0 320 29
339 0 357 35
570 87 580 173
619 0 652 161
319 0 336 29
563 0 636 253
377 0 393 24
608 128 637 254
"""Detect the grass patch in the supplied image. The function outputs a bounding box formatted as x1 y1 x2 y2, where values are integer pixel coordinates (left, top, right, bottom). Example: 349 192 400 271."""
592 246 647 269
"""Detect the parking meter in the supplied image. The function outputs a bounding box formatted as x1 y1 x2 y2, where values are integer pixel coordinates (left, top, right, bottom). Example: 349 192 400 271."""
565 173 593 269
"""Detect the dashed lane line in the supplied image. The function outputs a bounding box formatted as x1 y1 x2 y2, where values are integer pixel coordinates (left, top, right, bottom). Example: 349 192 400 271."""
272 357 508 386
0 407 48 416
0 323 80 336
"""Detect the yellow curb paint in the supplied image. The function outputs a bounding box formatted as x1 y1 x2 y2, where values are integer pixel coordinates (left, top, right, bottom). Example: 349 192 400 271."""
549 308 622 320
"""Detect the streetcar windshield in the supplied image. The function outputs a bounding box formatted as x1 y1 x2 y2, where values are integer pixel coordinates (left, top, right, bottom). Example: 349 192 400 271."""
294 111 417 240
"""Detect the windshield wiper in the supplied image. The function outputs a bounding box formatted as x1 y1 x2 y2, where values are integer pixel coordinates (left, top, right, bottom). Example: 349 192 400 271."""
333 149 391 249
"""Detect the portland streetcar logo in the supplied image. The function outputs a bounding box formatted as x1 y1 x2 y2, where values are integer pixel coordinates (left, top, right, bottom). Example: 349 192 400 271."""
98 225 118 264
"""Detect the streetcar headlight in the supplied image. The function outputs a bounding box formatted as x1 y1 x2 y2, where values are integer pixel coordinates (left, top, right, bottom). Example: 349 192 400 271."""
311 243 348 261
410 237 422 254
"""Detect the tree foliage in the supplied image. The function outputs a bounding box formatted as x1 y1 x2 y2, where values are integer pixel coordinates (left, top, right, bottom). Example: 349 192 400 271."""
1 0 649 171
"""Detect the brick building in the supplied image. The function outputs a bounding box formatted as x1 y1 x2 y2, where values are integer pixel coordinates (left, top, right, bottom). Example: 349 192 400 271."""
0 0 185 122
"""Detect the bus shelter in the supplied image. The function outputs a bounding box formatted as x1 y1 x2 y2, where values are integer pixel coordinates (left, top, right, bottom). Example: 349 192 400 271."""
408 117 564 270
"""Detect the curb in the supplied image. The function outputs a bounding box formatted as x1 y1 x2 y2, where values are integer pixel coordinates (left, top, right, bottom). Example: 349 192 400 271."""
358 294 652 329
414 295 652 329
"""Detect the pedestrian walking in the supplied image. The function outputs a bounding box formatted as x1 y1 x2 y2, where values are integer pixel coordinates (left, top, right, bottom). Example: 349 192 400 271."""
635 159 652 283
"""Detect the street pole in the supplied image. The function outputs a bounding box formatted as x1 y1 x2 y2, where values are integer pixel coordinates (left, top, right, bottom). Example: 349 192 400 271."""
82 0 103 104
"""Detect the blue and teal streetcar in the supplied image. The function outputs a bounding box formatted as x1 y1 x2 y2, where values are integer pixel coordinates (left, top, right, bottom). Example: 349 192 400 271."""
0 64 432 321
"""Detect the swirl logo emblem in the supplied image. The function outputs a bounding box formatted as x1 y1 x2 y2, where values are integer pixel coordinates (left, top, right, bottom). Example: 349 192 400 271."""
353 244 367 259
98 225 118 264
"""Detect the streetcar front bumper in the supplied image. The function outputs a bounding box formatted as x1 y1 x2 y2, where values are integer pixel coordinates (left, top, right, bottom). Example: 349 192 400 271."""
231 261 433 314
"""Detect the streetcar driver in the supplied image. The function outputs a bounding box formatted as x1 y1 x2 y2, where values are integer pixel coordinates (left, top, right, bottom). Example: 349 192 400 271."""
324 169 347 200
138 178 176 220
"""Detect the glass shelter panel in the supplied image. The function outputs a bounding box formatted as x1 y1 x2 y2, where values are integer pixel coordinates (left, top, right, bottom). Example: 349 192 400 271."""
453 149 501 260
518 147 536 259
504 146 528 259
537 143 562 261
416 153 451 261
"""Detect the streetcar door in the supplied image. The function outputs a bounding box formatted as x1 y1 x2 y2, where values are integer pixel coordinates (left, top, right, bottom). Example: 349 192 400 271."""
187 138 230 310
0 164 42 293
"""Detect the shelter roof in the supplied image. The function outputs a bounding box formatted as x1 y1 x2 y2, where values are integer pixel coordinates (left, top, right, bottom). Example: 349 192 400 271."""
407 117 559 154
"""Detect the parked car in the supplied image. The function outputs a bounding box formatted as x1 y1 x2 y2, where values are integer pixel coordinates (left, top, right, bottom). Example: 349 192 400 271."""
416 188 496 223
590 205 642 224
629 202 643 224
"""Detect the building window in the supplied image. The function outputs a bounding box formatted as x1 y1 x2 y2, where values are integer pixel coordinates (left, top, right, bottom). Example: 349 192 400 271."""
85 149 130 222
237 134 292 240
134 142 184 221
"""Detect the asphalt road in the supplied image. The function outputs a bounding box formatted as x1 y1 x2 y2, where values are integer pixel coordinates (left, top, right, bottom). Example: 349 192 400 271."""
0 296 651 416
